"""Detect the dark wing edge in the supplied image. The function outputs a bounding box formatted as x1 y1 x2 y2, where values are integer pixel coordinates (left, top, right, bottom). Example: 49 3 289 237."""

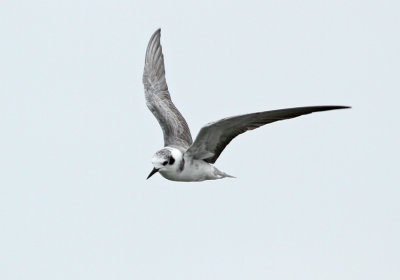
143 29 193 148
186 105 350 163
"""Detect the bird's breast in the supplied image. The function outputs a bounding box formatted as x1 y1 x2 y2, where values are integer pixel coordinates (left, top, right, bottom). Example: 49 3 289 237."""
160 160 217 182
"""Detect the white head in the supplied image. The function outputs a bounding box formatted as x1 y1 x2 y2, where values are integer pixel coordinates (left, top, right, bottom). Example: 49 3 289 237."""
146 147 182 179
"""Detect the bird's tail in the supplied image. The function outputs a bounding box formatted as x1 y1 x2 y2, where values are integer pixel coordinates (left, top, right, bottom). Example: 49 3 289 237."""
214 168 236 179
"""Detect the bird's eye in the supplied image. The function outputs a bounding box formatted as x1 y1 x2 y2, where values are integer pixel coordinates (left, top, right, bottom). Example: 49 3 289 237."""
169 157 175 165
162 161 168 166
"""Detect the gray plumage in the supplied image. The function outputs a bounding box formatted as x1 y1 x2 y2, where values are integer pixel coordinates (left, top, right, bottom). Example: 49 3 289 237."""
143 28 193 149
185 105 349 163
143 29 350 181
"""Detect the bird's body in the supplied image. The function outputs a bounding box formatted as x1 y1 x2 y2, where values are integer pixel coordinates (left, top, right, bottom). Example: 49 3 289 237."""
150 147 234 182
142 29 350 182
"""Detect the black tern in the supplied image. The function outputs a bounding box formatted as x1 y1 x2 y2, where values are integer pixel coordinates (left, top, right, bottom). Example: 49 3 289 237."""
143 29 350 182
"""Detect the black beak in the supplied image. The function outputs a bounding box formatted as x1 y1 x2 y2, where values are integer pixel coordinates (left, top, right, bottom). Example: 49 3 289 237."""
146 167 160 180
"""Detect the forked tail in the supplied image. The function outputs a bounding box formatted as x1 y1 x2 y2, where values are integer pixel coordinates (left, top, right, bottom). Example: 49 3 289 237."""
214 167 236 179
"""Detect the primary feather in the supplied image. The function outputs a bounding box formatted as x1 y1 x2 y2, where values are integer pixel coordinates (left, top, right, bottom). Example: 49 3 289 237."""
186 106 350 163
143 29 193 149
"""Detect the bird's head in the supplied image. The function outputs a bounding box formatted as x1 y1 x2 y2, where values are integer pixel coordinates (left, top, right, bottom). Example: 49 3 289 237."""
146 148 179 179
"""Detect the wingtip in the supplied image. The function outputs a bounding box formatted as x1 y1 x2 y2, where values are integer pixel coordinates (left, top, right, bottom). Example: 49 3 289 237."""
320 105 352 110
148 28 161 43
326 105 351 109
145 28 163 63
153 28 161 36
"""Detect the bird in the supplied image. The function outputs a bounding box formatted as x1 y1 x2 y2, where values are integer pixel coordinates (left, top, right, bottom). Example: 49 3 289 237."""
143 28 350 182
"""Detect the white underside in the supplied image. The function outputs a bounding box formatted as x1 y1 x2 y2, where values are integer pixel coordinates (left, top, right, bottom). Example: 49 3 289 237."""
159 159 232 182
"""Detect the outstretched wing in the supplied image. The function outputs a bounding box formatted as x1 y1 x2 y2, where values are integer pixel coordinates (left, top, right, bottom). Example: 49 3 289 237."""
143 29 193 149
185 106 350 163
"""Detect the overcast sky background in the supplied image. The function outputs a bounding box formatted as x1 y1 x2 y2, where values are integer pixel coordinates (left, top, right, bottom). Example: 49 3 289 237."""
1 0 399 279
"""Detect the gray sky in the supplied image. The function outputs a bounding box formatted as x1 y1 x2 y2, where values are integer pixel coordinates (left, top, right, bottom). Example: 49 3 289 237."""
1 0 399 279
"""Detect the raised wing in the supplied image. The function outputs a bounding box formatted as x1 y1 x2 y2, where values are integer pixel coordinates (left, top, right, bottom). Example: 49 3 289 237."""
143 29 193 149
186 106 350 163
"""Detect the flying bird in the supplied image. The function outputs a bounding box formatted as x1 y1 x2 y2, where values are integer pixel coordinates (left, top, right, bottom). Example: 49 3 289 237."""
143 29 349 182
